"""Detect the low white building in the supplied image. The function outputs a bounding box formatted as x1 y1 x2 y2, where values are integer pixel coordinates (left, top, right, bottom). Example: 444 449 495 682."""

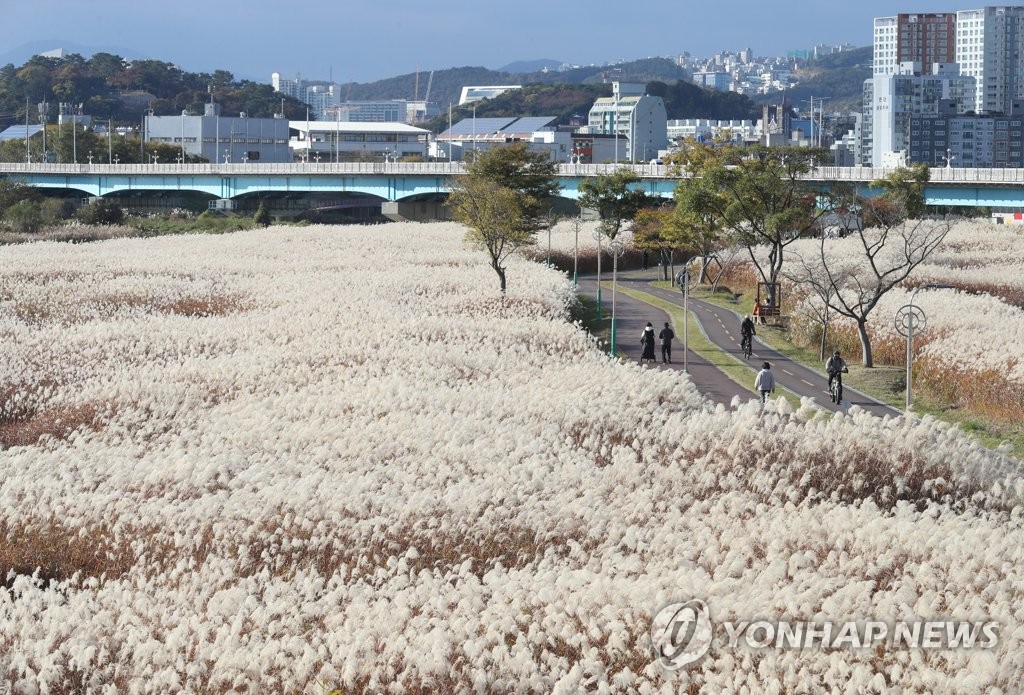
434 116 571 162
145 103 291 163
667 119 756 145
289 121 431 161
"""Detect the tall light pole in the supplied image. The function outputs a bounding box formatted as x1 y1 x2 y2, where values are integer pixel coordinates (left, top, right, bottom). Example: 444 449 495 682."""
678 269 691 373
571 215 582 288
609 239 624 357
897 283 952 410
593 228 603 319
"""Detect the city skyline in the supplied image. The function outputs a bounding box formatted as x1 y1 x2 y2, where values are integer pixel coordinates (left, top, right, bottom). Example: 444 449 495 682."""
2 0 970 84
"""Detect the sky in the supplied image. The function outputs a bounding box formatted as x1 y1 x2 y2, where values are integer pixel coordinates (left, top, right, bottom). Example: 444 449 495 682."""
1 0 970 83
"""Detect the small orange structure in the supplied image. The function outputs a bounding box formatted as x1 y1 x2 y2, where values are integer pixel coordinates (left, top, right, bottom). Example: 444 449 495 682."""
755 282 782 325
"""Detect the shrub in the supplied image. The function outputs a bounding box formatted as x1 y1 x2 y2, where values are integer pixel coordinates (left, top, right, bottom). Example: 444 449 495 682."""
254 202 271 227
77 198 124 226
4 199 43 233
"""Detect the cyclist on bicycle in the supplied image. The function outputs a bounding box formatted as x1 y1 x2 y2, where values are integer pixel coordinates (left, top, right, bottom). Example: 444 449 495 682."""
826 350 848 391
740 315 756 354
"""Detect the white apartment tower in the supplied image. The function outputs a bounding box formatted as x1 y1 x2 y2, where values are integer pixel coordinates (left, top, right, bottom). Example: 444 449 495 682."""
587 82 668 162
864 62 975 167
874 17 900 76
956 6 1024 114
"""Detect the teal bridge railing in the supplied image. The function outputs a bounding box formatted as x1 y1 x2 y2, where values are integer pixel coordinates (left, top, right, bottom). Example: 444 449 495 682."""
3 162 1024 207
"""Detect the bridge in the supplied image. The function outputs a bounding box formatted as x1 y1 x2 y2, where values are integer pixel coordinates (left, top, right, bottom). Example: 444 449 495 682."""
2 162 1024 215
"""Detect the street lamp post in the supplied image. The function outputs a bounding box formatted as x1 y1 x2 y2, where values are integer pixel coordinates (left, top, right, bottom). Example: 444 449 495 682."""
609 239 625 357
571 215 582 288
678 269 691 373
592 229 603 320
897 283 952 410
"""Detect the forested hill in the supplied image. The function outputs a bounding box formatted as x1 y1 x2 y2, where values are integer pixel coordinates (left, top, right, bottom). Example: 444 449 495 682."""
753 46 872 113
423 79 760 133
343 57 692 108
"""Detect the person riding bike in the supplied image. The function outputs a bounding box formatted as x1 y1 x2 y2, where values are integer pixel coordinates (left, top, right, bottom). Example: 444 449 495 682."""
740 315 756 354
826 350 848 391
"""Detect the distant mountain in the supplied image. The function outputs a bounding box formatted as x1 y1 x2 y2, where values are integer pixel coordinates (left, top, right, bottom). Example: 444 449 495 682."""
498 59 563 73
342 57 691 110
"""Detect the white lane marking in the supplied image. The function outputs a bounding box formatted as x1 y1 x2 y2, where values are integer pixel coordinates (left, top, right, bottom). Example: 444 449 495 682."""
781 369 793 375
801 379 814 386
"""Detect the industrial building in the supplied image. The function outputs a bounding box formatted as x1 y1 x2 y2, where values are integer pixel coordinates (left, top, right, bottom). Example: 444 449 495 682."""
144 103 291 163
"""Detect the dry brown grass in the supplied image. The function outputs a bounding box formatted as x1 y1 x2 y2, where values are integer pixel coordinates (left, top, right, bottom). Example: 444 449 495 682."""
0 381 107 449
0 520 137 587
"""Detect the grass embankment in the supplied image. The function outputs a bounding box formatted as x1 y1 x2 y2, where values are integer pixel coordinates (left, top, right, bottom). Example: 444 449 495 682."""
660 281 1024 456
573 294 625 359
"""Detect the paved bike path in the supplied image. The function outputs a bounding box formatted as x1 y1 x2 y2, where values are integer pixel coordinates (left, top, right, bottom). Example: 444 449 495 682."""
577 277 751 407
617 271 903 418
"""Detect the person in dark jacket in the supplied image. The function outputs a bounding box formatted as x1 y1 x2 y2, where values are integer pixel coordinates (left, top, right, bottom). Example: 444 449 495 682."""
640 322 657 364
740 315 756 355
659 322 675 363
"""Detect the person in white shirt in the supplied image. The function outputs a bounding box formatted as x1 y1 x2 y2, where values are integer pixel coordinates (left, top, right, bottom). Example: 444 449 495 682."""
754 361 775 404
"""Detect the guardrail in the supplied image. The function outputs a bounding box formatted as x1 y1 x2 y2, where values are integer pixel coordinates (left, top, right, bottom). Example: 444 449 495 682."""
5 161 1024 184
0 161 673 178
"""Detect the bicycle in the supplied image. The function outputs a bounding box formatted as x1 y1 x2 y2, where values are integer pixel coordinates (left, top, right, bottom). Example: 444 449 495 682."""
741 334 753 359
829 367 849 404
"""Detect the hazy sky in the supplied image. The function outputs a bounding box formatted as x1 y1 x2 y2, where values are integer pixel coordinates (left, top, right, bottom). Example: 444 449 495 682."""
3 0 968 83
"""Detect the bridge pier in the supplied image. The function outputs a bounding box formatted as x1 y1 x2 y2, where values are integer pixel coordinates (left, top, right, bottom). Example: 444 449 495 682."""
382 200 451 223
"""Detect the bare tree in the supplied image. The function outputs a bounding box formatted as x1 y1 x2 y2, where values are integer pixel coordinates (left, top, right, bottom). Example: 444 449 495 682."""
707 244 744 295
809 201 953 366
784 252 843 362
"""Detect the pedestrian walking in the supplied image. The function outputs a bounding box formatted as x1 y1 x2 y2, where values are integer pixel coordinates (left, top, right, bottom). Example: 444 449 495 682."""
754 361 775 404
659 321 675 363
639 322 657 364
642 251 649 271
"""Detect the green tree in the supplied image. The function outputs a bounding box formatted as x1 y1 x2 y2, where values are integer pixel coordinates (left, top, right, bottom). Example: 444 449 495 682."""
448 176 535 296
463 142 560 234
3 199 42 233
254 202 271 227
671 182 727 283
577 167 652 241
870 164 929 219
0 179 40 216
632 207 686 280
674 142 830 305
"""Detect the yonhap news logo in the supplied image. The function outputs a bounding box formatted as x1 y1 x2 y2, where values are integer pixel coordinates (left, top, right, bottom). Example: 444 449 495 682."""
651 599 999 670
650 600 714 670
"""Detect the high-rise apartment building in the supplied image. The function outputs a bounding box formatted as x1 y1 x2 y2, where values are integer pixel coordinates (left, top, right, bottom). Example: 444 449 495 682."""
956 6 1024 114
864 62 975 166
873 14 956 77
